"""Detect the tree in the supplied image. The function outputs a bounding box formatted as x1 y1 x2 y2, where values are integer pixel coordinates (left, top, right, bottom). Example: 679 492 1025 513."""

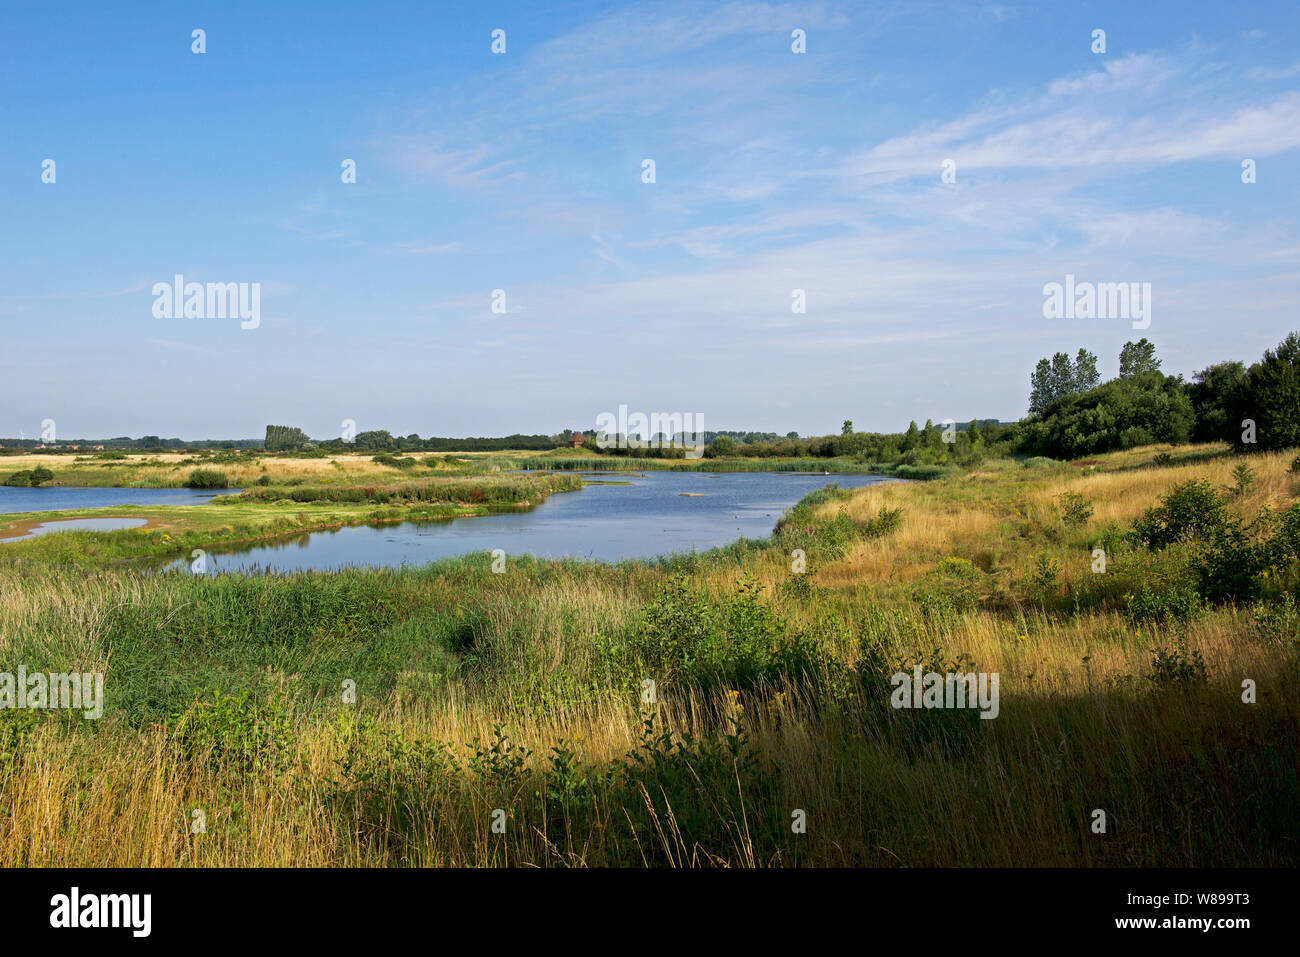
1020 372 1193 458
264 425 310 451
1119 339 1161 378
842 420 854 436
1188 361 1247 443
353 430 395 451
922 418 942 450
1072 348 1101 392
901 420 920 451
1233 332 1300 452
1029 352 1077 414
712 435 737 456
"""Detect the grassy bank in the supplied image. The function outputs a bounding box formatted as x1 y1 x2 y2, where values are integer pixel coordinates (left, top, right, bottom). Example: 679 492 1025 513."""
0 443 1296 866
0 448 912 490
0 450 488 489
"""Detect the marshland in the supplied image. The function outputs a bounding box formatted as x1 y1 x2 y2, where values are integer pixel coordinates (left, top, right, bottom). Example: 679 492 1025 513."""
1 440 1296 866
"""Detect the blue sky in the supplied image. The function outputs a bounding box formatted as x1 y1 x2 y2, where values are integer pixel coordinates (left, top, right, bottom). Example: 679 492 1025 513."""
2 1 1297 439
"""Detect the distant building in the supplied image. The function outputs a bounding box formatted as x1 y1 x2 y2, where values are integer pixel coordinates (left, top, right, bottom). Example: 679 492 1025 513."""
568 434 585 448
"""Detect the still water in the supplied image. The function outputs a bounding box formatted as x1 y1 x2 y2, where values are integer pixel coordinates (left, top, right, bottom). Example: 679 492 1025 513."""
0 517 149 543
174 471 892 573
0 486 240 514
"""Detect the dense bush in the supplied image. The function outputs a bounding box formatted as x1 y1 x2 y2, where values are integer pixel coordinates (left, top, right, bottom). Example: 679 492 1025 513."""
622 576 841 693
1131 480 1225 549
2 467 53 487
1130 482 1300 606
1123 583 1202 623
372 453 418 470
184 468 229 489
167 690 294 775
1020 372 1193 459
1057 492 1094 528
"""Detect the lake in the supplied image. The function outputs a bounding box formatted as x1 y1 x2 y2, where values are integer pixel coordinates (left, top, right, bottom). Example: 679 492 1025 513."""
172 471 893 573
0 486 241 514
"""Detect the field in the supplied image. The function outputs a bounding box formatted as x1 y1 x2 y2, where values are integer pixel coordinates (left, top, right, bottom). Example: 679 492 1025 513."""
0 443 1296 866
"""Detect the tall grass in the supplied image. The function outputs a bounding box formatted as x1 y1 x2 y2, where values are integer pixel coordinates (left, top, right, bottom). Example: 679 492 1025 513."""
0 443 1296 866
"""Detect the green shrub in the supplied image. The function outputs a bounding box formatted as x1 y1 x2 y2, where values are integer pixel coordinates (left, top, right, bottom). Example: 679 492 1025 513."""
1132 480 1225 549
1195 520 1265 604
373 453 417 470
1148 643 1209 691
1225 462 1256 498
1123 583 1202 623
467 724 531 791
625 576 831 692
167 691 294 775
1030 553 1062 594
3 468 54 487
184 468 230 489
1253 594 1300 643
0 710 44 774
1058 491 1094 528
916 557 981 614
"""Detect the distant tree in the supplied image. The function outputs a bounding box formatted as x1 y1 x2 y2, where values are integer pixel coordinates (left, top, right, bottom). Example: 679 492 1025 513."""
1072 348 1101 392
1029 348 1102 415
1188 361 1247 443
711 435 737 456
264 425 310 451
1030 353 1073 414
901 420 920 451
352 430 395 451
1233 332 1300 452
1119 339 1161 378
842 420 854 436
921 418 942 450
29 466 53 486
786 431 799 440
1021 372 1193 458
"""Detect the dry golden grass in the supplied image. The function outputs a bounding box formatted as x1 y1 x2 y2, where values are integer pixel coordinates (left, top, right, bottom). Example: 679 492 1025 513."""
0 450 470 488
1 442 1295 866
815 444 1297 591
